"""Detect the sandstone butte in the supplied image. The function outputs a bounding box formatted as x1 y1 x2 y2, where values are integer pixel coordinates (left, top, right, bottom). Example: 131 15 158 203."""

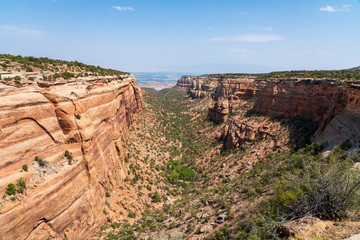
177 75 360 150
0 74 142 240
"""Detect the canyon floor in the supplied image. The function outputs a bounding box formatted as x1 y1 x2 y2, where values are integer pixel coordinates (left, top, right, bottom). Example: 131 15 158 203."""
92 87 360 240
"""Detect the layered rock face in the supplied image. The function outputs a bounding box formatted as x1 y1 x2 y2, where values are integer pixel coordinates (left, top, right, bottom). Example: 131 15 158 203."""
252 79 360 148
253 79 337 121
178 75 360 150
222 120 276 149
313 85 360 148
177 75 255 99
0 75 142 240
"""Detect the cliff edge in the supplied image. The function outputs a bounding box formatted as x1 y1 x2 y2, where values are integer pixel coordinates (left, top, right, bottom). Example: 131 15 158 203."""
0 73 142 239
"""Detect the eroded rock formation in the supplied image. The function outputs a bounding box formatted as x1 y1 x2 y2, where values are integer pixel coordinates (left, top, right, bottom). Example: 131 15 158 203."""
313 84 360 148
177 75 255 99
0 75 142 240
222 120 276 149
178 75 360 150
253 79 337 121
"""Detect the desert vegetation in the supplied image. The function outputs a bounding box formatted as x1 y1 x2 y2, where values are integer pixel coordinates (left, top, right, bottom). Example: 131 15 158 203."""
0 54 130 86
205 69 360 81
0 53 128 76
91 85 360 240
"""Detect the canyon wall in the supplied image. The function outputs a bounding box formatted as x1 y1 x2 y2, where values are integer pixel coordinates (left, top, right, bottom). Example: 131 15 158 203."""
253 79 337 122
313 84 360 148
177 75 255 99
0 75 142 240
177 75 360 150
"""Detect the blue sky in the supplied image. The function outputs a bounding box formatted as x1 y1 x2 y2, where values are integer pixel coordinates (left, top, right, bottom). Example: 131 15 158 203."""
0 0 359 73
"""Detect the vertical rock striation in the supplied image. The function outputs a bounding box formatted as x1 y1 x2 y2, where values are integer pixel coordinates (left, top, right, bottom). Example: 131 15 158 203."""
253 79 337 121
177 74 360 150
313 84 360 148
0 75 142 240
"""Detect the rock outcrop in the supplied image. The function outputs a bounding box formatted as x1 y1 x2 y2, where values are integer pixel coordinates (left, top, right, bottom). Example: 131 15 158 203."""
178 75 360 150
222 120 276 149
177 75 255 99
253 79 337 121
0 75 142 240
313 84 360 148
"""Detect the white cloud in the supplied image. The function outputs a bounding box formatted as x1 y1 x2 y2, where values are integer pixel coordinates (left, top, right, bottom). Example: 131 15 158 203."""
320 5 336 12
0 25 44 37
247 25 273 31
320 4 352 12
261 27 273 31
226 48 256 55
207 33 283 43
343 4 352 11
113 6 135 11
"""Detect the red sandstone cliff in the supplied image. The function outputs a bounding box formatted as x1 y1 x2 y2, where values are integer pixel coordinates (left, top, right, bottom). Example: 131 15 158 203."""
177 75 256 99
0 75 142 240
313 84 360 148
253 79 337 121
177 75 360 150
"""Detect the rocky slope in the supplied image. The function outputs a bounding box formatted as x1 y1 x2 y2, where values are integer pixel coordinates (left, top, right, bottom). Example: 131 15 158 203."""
0 72 142 239
178 74 360 150
98 85 360 240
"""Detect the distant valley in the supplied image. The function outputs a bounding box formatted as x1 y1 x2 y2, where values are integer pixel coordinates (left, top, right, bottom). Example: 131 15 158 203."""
133 72 192 90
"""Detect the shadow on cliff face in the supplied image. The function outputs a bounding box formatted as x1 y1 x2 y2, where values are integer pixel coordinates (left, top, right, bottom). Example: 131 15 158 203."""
280 116 320 150
245 110 320 150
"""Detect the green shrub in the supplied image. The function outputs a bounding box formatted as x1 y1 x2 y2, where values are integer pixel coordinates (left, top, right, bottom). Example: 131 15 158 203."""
340 139 352 150
75 114 81 120
5 183 17 195
176 166 196 181
17 186 24 194
65 150 73 165
35 156 45 167
110 222 121 229
106 192 111 198
118 223 136 239
128 210 136 218
22 164 28 172
61 71 74 80
288 159 360 220
106 232 120 239
167 172 180 183
100 225 109 231
16 178 26 189
149 191 162 203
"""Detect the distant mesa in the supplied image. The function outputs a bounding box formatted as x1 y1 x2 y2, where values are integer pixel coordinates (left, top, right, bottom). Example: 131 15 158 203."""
349 66 360 71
